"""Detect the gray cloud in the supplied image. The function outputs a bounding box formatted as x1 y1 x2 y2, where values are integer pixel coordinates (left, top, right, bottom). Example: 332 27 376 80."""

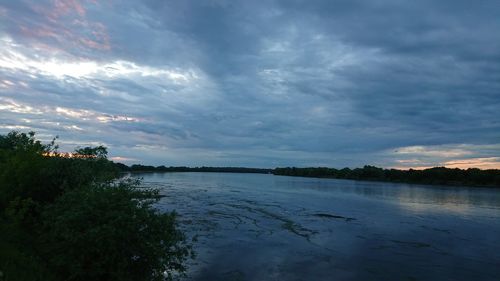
0 0 499 168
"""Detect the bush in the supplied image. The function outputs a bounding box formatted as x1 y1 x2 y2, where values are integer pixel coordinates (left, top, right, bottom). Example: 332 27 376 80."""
41 181 191 281
0 131 191 281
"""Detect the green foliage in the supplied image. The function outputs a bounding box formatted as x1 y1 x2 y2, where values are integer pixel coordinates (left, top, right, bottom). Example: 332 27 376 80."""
273 165 500 187
0 131 191 281
0 131 56 154
41 181 190 281
74 145 108 158
0 133 117 210
0 221 56 281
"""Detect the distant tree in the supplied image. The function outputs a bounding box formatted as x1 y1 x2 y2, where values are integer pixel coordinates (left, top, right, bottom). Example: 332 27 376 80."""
272 165 500 187
114 162 130 171
74 145 108 158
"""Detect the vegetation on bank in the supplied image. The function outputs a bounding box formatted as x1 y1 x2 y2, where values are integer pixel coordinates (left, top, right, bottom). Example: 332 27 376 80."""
116 164 272 174
273 166 500 187
0 131 191 281
116 163 500 188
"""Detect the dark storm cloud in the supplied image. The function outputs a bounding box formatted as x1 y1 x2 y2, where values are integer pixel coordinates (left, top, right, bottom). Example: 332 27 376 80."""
0 0 499 168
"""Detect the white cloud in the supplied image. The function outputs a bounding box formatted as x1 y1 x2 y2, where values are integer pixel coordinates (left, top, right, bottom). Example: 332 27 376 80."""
394 145 472 158
1 1 499 168
0 36 198 83
0 98 44 115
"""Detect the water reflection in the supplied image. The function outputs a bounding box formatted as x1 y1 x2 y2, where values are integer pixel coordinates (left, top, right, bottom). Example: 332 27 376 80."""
136 172 500 281
273 176 500 212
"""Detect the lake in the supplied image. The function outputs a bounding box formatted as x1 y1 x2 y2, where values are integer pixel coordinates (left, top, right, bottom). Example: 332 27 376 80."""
136 172 500 281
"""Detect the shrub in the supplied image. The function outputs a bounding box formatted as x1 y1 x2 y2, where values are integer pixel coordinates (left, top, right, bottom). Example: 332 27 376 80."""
0 131 191 281
41 181 191 281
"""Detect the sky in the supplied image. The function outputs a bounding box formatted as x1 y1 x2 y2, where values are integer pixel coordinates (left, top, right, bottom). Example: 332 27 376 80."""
0 0 499 169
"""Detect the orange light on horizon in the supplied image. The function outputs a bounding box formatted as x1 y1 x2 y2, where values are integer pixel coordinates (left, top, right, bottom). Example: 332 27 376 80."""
443 157 500 170
42 152 97 159
391 157 500 170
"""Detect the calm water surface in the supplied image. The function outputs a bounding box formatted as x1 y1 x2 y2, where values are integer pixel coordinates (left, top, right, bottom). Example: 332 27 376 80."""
136 172 500 281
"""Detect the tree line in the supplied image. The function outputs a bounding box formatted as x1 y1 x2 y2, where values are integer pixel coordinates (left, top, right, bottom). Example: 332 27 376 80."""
116 163 272 174
115 163 500 188
273 166 500 187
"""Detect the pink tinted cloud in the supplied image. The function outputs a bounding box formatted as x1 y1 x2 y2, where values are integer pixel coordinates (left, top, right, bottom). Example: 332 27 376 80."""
443 158 500 170
15 0 110 54
109 156 137 162
392 157 500 170
49 0 87 19
74 21 110 50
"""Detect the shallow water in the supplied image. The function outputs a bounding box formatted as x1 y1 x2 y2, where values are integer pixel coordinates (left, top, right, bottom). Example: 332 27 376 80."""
136 172 500 281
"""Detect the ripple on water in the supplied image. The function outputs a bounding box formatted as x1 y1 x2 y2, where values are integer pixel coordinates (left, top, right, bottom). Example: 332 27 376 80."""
137 173 500 281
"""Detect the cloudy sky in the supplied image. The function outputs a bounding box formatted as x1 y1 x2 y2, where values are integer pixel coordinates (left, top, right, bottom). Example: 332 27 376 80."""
1 0 499 169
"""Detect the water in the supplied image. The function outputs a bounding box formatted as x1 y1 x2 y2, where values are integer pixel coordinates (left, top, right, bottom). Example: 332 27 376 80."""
135 172 500 281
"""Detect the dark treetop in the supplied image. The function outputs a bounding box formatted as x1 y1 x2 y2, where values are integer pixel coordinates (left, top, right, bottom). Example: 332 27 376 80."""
115 163 500 188
273 166 500 188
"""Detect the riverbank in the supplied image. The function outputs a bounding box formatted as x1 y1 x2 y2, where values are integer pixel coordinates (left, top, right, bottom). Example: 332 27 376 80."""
116 163 500 188
272 166 500 188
